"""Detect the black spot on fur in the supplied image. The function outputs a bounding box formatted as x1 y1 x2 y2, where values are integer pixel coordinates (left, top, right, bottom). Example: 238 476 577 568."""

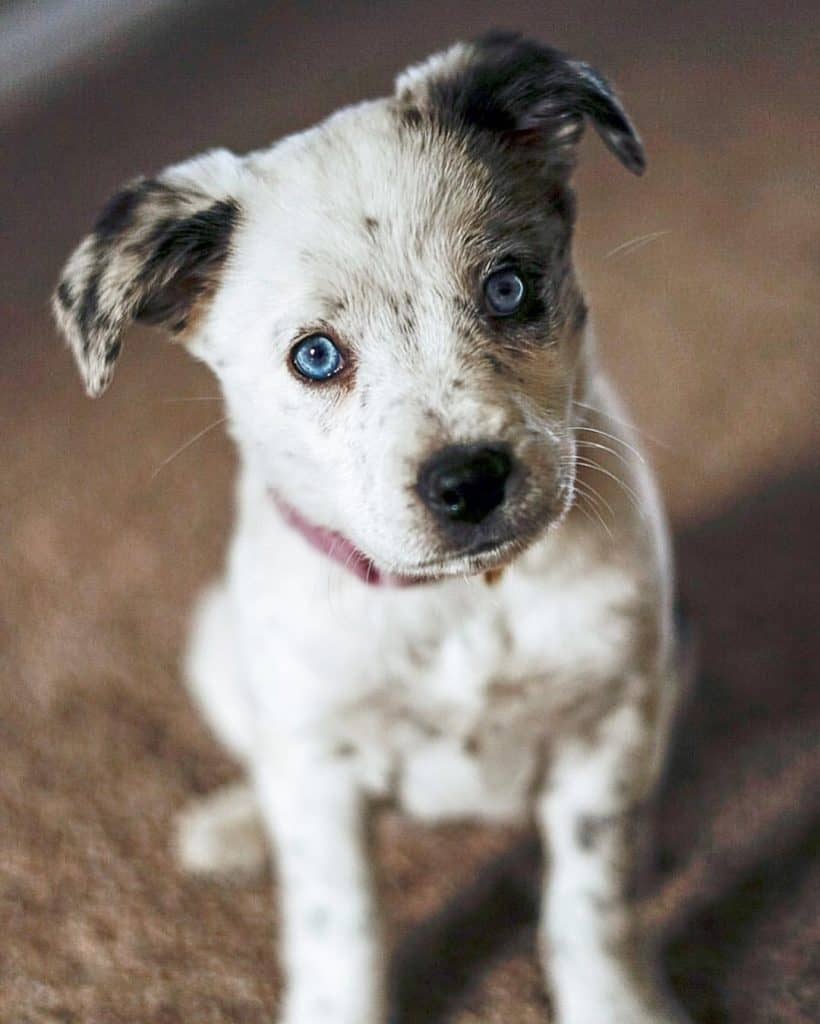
363 216 380 236
104 339 122 365
93 182 149 240
463 735 480 756
76 269 101 348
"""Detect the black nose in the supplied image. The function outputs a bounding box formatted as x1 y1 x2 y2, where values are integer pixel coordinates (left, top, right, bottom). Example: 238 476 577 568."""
418 444 513 524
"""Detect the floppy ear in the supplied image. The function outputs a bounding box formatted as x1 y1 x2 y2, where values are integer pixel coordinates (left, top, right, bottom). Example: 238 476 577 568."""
396 32 645 177
52 149 242 397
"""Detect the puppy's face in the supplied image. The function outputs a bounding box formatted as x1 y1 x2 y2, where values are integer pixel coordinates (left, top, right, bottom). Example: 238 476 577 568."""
54 35 644 579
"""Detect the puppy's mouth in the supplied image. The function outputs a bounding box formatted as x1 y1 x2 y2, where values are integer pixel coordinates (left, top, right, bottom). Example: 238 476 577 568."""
272 493 428 586
270 492 525 587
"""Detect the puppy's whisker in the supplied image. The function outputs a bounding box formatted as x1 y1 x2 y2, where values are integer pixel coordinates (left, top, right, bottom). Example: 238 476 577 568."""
573 456 644 517
572 400 670 450
571 485 614 541
603 229 671 260
571 424 647 465
562 457 615 517
569 474 616 524
574 438 637 474
151 416 228 479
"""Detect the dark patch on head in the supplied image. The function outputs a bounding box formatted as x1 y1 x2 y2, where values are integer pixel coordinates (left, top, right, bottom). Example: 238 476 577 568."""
421 33 645 176
332 742 357 759
135 198 240 328
451 377 464 390
54 180 241 397
142 199 238 275
363 216 380 237
56 280 73 310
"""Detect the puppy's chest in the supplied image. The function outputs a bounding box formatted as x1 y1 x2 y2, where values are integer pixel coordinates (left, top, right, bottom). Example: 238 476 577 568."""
327 575 636 820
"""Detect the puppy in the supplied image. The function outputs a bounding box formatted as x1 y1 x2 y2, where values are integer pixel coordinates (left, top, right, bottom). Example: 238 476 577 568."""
54 33 688 1024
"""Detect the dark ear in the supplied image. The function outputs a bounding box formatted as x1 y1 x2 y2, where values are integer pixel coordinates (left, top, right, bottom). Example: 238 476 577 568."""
52 149 242 396
396 32 645 176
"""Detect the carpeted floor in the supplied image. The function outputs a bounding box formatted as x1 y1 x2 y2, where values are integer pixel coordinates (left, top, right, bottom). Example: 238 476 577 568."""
2 2 818 1022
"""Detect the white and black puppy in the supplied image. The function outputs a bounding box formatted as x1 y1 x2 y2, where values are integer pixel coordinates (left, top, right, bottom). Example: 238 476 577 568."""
54 33 688 1024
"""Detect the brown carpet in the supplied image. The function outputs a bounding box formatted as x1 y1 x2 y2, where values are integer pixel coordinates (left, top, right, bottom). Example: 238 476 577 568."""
2 2 818 1021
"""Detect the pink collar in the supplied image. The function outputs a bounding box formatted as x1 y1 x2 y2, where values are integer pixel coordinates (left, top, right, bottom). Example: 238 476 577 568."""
270 492 431 588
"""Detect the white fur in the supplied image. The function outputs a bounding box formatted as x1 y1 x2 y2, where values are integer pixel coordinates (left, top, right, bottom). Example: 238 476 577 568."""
58 40 687 1024
184 108 680 1024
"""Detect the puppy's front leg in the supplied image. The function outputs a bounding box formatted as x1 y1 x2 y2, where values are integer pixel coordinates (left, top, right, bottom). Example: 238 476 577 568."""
537 700 687 1024
254 741 383 1024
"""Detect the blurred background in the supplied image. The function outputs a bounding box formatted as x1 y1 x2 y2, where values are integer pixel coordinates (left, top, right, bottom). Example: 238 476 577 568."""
1 2 817 1021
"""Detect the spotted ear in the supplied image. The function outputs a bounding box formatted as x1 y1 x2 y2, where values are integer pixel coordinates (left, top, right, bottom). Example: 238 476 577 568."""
396 32 645 176
52 149 242 397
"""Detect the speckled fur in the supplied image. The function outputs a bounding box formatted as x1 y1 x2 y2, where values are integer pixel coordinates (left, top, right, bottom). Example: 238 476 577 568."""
54 34 688 1024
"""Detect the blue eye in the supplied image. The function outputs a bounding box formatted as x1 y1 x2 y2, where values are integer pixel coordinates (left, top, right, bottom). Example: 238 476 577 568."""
291 334 344 381
484 268 526 316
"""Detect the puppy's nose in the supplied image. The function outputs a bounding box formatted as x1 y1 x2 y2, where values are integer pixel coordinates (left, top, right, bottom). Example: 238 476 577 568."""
418 444 513 524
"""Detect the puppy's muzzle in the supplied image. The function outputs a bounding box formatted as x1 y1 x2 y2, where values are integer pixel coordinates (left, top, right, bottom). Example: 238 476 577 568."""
417 443 513 525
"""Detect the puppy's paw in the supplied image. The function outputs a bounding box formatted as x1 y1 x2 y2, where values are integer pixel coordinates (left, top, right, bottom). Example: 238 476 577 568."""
175 781 268 878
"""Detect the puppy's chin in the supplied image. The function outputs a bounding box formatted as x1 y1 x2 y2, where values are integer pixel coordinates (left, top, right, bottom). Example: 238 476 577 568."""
388 498 572 582
406 538 528 581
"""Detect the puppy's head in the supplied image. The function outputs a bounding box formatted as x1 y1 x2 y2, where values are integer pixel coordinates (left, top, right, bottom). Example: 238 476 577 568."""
54 34 644 580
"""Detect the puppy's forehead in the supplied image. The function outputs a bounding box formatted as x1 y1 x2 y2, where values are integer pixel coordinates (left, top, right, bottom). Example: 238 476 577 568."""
244 101 497 281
